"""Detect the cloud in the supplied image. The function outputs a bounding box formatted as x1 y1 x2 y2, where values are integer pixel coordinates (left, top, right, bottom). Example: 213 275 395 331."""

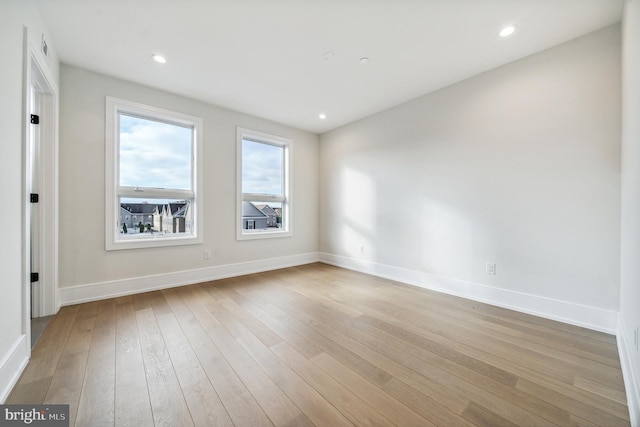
119 114 192 190
242 140 283 195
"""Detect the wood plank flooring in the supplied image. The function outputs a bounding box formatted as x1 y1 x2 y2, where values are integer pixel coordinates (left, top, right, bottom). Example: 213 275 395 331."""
8 263 630 426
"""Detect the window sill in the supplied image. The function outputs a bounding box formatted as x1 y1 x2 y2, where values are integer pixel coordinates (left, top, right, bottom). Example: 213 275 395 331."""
106 234 202 250
236 229 292 241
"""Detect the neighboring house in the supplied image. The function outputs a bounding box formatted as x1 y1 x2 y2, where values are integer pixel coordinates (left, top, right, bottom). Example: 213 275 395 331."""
173 202 191 233
153 202 189 234
183 202 193 234
242 201 269 230
273 207 282 226
161 204 174 234
120 201 188 234
120 203 158 232
120 206 133 231
152 205 163 232
255 204 278 227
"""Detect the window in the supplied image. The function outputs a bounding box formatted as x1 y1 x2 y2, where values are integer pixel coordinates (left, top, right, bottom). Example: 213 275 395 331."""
106 97 203 250
237 127 291 239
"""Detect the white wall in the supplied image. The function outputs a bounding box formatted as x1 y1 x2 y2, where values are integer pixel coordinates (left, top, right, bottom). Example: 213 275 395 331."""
620 0 640 423
320 25 621 331
0 0 59 402
58 65 319 300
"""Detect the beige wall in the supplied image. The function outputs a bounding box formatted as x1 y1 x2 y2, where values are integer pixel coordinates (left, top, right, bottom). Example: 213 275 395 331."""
58 65 319 288
0 0 60 401
620 0 640 421
320 25 621 312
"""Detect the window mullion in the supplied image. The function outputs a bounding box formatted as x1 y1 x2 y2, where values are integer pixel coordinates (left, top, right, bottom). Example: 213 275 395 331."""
118 186 194 200
242 193 285 203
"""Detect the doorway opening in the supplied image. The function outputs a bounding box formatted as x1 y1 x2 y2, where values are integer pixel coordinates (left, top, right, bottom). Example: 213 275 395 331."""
24 31 58 348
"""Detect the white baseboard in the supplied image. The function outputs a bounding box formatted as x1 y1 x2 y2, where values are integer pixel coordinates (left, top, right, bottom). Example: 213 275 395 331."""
0 335 29 403
58 252 320 307
319 252 619 334
618 317 640 427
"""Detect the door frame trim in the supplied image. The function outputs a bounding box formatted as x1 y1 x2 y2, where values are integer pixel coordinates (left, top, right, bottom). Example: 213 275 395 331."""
22 26 59 337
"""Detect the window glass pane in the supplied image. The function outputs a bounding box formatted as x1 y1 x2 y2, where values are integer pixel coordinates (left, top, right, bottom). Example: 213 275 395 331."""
119 197 192 236
241 201 282 233
119 114 192 190
236 128 290 240
107 97 203 250
242 139 283 195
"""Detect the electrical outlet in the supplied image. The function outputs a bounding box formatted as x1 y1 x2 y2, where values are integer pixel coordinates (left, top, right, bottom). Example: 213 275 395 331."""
486 263 496 275
204 249 211 259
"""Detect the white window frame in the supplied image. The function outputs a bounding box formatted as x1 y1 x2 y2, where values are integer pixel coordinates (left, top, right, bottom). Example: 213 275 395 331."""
237 127 292 240
105 97 203 250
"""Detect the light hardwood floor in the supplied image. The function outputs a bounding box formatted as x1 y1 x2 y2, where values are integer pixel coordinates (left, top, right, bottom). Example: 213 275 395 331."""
8 263 630 426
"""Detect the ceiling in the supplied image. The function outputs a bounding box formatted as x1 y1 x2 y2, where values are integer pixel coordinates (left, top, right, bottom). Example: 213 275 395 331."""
35 0 623 134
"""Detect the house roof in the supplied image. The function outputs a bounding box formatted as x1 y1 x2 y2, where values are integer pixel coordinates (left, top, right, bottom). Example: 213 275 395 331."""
167 202 187 215
242 201 268 219
173 202 190 218
121 202 188 216
121 203 160 215
255 204 277 216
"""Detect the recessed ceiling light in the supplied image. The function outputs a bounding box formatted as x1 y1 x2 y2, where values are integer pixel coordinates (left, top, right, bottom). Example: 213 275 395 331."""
151 54 166 64
360 57 370 64
499 25 516 37
318 113 327 120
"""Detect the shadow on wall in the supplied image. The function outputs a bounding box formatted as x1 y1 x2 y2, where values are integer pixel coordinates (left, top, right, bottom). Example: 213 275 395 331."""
337 161 482 278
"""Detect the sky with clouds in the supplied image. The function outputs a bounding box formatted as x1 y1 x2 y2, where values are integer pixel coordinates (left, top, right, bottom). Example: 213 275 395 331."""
119 114 192 190
242 139 283 195
119 115 283 200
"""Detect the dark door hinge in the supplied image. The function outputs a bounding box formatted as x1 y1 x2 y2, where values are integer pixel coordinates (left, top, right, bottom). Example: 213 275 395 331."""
31 272 39 283
30 193 39 203
30 114 39 124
